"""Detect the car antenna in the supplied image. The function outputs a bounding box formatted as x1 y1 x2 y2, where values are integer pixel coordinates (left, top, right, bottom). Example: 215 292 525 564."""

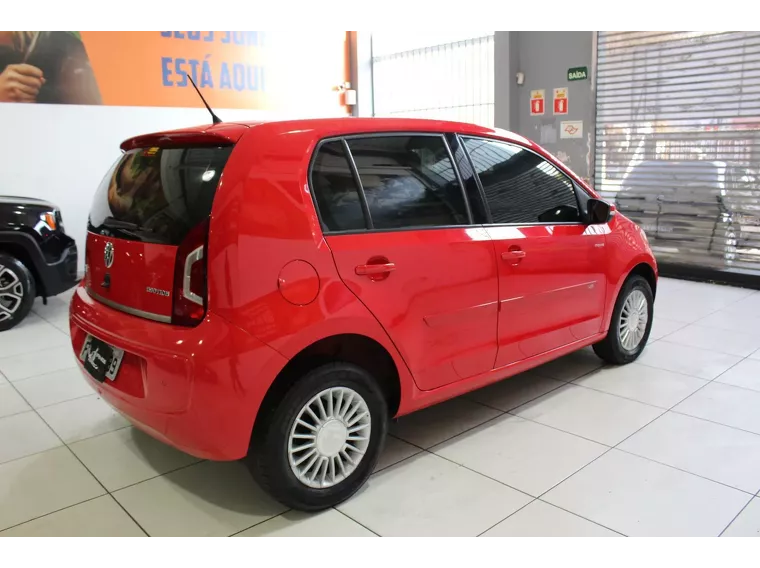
187 75 222 125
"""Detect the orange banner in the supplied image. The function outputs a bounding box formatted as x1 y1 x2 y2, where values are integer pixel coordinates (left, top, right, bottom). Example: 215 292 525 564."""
0 31 349 113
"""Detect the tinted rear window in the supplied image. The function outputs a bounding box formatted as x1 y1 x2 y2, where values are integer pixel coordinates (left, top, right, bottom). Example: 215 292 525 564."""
88 146 233 245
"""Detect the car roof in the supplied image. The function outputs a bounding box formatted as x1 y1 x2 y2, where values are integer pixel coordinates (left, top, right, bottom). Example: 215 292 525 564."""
120 117 535 151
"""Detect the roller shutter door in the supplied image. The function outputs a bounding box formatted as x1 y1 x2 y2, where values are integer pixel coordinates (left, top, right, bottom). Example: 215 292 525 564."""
595 31 760 280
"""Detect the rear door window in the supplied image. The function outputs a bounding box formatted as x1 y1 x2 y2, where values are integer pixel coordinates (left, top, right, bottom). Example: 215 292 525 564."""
346 135 469 230
88 145 233 245
310 141 367 232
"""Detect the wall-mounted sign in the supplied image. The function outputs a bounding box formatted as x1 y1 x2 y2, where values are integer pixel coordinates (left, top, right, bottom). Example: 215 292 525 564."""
553 87 568 115
0 31 348 113
530 89 545 115
560 120 583 139
567 66 588 81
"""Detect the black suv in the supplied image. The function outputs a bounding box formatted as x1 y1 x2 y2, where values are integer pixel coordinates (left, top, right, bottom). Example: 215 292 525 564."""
0 196 79 330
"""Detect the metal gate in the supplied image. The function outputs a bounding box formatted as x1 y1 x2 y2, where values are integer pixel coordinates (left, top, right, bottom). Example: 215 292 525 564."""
595 31 760 281
370 32 494 127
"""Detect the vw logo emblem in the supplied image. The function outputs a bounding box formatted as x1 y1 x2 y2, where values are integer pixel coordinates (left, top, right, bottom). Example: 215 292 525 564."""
104 242 115 269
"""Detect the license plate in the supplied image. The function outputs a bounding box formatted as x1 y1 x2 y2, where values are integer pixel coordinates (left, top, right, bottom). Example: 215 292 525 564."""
79 335 124 383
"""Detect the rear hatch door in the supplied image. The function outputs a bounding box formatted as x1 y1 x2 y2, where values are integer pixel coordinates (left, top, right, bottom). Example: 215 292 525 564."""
86 144 233 322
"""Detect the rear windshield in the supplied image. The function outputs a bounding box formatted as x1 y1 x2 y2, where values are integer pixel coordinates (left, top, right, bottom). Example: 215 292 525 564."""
88 145 233 245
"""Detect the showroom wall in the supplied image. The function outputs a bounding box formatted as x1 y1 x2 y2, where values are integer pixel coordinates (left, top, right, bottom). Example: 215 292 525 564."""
0 31 349 272
494 31 595 182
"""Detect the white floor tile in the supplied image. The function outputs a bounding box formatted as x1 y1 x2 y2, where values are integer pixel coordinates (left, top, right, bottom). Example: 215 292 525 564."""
466 371 565 412
0 495 144 537
722 292 760 318
0 412 61 464
543 449 750 536
0 317 68 358
532 348 603 382
0 447 104 531
390 397 500 449
69 427 201 491
0 371 6 385
338 453 531 537
481 500 621 537
637 341 742 380
648 317 687 341
0 384 30 418
663 324 760 358
752 349 760 361
32 296 70 321
432 414 607 497
715 359 760 393
620 412 760 493
235 510 376 537
37 394 129 443
722 498 760 537
13 368 92 409
0 346 77 382
513 384 663 446
113 460 286 537
698 309 760 336
573 363 708 409
374 436 421 472
674 382 760 435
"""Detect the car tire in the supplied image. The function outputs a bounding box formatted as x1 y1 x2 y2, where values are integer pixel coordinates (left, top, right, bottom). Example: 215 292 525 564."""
246 362 388 511
0 253 35 332
593 274 653 365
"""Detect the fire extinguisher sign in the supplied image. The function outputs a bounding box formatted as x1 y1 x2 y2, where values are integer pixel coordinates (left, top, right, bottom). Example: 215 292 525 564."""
530 90 545 116
553 87 568 115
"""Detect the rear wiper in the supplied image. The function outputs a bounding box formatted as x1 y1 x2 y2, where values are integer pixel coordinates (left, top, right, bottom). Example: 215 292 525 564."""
103 218 154 233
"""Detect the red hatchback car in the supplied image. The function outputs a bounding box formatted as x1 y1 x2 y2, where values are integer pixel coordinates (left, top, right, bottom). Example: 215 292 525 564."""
70 117 657 510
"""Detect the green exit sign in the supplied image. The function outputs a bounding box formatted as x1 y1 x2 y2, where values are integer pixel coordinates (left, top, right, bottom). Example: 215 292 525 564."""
568 66 588 81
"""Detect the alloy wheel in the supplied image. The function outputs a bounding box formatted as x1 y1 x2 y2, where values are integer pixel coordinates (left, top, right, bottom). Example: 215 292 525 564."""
0 265 24 323
288 386 372 489
618 289 648 351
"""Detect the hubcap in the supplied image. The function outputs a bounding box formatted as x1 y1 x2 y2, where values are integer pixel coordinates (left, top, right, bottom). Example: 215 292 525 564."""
288 386 371 489
0 265 24 323
619 289 648 351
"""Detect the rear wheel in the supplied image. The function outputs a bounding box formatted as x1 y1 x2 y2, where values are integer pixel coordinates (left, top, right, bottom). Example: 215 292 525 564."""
0 253 35 332
593 274 653 365
246 362 388 511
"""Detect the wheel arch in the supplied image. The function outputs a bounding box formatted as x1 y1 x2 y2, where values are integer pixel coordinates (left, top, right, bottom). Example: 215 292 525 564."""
628 261 657 300
252 333 403 440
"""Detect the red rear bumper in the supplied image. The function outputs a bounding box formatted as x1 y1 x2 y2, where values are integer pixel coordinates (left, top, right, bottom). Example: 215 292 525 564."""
69 285 287 460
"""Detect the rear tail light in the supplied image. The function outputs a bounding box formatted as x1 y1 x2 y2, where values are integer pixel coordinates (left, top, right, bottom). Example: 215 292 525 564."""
171 219 209 327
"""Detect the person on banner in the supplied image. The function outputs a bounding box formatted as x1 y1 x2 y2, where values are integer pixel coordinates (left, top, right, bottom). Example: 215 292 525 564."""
0 31 101 104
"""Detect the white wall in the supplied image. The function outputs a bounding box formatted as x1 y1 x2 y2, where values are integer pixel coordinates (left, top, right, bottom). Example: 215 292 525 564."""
0 103 335 272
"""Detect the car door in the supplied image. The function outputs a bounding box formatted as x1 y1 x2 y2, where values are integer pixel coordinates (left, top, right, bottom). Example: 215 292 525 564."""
461 136 608 368
312 135 499 391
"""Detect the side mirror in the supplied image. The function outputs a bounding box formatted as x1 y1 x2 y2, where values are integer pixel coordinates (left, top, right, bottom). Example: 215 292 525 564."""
586 198 613 224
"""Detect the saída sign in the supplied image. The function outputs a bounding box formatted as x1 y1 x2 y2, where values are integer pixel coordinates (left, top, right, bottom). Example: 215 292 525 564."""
567 66 588 81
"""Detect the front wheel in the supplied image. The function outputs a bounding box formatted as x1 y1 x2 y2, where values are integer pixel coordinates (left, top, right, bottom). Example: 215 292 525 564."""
0 253 36 332
246 362 388 511
593 274 654 365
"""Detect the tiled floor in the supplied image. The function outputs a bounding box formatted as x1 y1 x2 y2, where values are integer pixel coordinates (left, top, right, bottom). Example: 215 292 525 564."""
3 278 760 536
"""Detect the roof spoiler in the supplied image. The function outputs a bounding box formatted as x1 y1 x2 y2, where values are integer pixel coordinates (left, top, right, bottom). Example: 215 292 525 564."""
120 127 244 152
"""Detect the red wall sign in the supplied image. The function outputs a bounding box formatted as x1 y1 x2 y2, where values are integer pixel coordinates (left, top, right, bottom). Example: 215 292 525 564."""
530 89 545 116
553 87 568 115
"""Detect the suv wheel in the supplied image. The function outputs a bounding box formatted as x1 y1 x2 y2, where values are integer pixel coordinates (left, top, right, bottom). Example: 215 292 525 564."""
246 362 388 511
593 274 653 365
0 253 35 332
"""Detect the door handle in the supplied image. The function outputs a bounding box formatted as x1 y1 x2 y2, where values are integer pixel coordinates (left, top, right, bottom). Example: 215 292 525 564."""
501 250 526 261
355 262 396 276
